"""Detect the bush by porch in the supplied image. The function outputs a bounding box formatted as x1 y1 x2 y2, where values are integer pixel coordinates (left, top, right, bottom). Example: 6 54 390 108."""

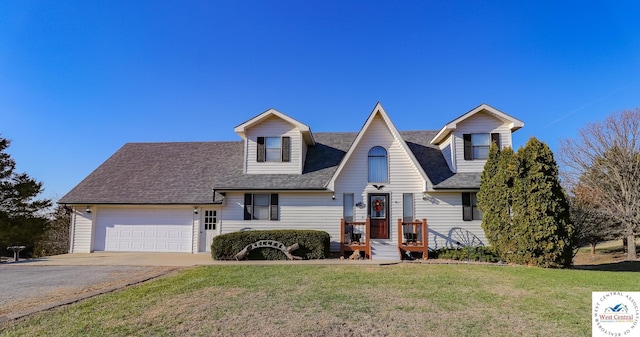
211 229 330 260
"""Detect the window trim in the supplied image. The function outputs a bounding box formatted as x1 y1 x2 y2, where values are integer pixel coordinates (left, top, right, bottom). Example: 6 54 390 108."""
462 192 482 221
265 137 282 162
402 193 414 222
343 193 354 222
463 133 500 160
244 193 279 220
256 136 291 163
368 146 389 183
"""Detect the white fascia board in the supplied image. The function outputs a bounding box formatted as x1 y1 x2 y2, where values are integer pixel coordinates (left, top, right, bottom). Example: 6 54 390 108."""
234 108 316 145
430 103 524 144
430 125 455 145
326 102 431 190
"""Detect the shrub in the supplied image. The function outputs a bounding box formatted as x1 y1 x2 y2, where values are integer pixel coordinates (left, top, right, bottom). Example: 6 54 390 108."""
428 246 499 263
211 229 330 260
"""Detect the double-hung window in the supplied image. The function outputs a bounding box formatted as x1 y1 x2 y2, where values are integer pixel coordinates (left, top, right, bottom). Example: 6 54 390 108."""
462 192 482 221
402 193 414 222
257 137 290 162
244 193 279 220
343 193 354 222
463 133 500 160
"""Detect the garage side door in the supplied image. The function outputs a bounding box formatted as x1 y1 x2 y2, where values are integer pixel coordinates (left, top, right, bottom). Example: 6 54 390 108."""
95 208 193 253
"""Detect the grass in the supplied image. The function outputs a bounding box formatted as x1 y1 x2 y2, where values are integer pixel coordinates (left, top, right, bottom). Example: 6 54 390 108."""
573 239 640 271
1 262 638 337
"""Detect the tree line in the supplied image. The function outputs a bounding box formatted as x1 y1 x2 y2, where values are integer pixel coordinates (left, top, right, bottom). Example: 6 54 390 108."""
0 136 69 258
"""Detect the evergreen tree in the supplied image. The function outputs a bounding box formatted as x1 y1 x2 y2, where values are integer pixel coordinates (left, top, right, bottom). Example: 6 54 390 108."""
512 137 573 267
0 136 51 257
478 144 516 261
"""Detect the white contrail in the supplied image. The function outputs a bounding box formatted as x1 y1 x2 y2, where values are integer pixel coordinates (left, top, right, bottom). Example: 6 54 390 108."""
544 83 634 128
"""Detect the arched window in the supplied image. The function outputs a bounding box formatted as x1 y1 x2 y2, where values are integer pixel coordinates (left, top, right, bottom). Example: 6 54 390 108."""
368 146 388 182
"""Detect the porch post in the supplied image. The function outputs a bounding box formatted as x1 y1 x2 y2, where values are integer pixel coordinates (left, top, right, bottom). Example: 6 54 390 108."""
397 219 403 248
422 218 428 260
365 217 371 259
340 218 345 257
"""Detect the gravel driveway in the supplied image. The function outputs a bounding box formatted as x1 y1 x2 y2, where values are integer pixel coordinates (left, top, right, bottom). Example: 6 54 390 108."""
0 264 174 320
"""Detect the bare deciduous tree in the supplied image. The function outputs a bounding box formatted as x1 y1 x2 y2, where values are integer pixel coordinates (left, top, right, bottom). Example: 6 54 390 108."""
559 109 640 260
569 183 617 254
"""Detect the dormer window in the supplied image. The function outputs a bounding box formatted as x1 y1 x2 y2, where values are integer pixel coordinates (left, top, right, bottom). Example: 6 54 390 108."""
257 136 290 162
266 137 282 161
464 133 500 160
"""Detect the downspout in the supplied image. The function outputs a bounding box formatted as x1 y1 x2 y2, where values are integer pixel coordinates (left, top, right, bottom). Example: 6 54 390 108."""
68 205 76 253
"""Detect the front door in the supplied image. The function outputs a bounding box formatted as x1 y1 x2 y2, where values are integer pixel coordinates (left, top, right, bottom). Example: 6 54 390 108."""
369 194 389 239
200 209 219 252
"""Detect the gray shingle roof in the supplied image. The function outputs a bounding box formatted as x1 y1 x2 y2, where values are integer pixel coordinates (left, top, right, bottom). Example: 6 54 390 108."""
398 131 480 189
60 142 244 204
59 130 479 204
431 172 482 189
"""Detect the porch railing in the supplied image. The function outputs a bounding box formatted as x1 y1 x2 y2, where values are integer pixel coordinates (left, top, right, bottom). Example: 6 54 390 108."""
397 218 428 259
340 218 371 259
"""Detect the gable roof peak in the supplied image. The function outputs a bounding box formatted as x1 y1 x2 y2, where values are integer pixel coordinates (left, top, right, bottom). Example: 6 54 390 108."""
326 102 431 190
430 103 524 145
234 108 315 145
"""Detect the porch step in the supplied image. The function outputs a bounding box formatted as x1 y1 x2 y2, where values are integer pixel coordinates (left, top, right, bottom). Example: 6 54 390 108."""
370 240 401 261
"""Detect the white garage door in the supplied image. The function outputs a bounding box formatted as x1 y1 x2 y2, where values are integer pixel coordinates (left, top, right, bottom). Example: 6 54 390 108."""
95 208 193 253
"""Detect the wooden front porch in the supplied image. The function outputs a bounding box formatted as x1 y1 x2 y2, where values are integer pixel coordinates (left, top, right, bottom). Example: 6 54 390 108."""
340 218 429 260
340 218 372 259
397 218 429 259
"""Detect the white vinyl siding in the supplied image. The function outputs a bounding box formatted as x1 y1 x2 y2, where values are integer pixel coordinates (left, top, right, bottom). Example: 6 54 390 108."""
333 115 426 243
245 116 303 174
453 111 511 173
70 207 93 253
222 192 343 250
440 136 455 172
418 192 487 250
220 190 488 252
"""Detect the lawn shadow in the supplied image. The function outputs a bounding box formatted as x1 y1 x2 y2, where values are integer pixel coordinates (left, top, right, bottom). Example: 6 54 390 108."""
572 260 640 272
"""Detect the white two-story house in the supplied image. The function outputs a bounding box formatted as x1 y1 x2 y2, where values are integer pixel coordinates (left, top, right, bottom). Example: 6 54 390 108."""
60 103 524 260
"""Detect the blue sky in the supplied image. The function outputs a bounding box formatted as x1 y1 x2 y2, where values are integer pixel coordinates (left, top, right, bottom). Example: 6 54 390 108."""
2 1 639 201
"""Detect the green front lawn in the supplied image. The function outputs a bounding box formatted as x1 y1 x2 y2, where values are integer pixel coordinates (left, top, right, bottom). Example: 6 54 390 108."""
1 264 636 336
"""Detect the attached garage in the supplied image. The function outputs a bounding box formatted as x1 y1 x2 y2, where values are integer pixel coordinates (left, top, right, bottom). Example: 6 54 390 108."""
94 208 194 253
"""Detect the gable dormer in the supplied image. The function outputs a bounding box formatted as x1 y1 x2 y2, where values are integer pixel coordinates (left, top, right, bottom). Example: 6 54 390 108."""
234 109 315 174
430 104 524 173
